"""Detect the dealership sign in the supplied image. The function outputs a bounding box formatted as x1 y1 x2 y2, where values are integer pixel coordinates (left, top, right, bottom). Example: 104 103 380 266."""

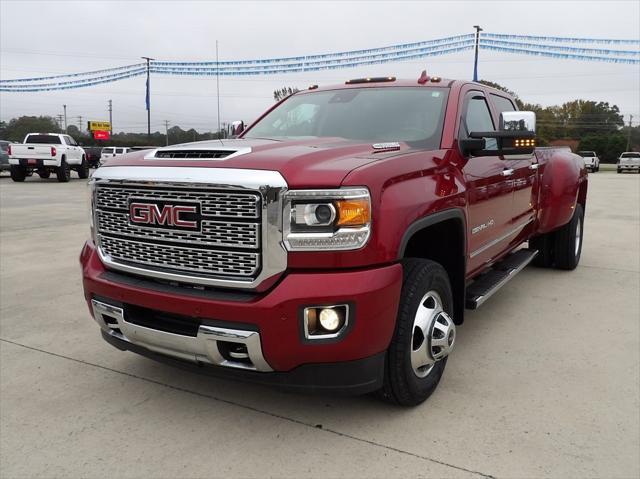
93 130 110 140
88 120 111 131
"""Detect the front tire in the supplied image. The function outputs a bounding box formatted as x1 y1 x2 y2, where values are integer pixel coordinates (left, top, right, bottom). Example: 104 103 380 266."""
553 203 584 270
56 157 71 182
77 157 89 179
10 165 26 182
379 259 455 407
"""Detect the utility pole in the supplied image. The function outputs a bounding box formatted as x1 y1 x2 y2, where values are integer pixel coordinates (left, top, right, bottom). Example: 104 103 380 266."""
63 104 68 133
78 115 83 132
626 114 634 151
164 120 170 146
216 40 221 137
141 56 154 139
56 114 64 132
108 99 113 134
473 25 483 82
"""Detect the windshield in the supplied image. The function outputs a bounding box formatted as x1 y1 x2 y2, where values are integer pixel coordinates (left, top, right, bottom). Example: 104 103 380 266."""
578 151 595 157
244 87 449 147
25 134 61 144
621 152 640 158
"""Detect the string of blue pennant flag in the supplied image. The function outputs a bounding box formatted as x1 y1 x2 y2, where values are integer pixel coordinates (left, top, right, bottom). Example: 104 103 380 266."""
1 33 638 92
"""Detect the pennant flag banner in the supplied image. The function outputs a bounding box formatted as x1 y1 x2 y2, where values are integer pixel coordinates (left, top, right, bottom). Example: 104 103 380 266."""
1 32 638 92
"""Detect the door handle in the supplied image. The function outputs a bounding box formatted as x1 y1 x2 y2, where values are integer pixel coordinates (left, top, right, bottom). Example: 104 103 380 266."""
501 169 515 177
529 164 540 170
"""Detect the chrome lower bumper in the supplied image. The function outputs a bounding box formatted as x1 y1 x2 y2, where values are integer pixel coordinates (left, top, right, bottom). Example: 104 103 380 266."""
91 299 273 372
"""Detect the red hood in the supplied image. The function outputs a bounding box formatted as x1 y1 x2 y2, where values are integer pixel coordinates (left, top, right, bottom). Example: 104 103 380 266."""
101 138 412 188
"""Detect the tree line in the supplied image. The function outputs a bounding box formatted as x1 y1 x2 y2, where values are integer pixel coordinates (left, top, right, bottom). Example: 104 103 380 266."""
0 117 227 148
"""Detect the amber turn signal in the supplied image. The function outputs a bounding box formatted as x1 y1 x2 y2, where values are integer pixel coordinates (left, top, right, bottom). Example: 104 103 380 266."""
336 199 371 227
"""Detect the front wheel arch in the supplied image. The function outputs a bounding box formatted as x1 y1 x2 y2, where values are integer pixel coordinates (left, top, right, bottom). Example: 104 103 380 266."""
398 210 466 325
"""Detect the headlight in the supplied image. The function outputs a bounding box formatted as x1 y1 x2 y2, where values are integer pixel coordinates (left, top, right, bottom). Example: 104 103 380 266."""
283 188 371 251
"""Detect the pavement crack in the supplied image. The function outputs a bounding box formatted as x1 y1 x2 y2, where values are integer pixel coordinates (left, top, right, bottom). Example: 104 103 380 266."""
1 337 495 479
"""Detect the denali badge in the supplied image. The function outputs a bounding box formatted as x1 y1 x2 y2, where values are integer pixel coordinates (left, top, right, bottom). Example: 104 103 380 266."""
128 199 201 231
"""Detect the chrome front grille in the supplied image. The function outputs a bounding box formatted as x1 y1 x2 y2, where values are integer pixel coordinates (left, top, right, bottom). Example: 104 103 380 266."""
91 167 288 289
99 236 259 277
94 181 263 283
96 187 260 218
97 210 259 249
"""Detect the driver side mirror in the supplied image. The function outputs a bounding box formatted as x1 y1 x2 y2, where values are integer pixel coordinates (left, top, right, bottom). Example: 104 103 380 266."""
463 111 536 156
228 120 245 138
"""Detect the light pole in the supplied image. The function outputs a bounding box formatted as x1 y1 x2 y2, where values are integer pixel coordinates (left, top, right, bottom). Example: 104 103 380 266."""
473 25 483 82
141 56 154 139
63 104 68 133
108 99 113 134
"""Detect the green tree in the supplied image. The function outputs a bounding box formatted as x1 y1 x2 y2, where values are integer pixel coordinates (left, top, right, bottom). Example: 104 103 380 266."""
273 86 300 102
0 116 61 141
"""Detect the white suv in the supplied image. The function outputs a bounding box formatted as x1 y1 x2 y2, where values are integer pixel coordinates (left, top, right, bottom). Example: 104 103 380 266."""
577 151 600 172
617 152 640 173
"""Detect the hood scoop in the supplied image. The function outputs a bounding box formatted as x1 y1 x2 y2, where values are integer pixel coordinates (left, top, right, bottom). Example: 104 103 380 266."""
147 146 252 161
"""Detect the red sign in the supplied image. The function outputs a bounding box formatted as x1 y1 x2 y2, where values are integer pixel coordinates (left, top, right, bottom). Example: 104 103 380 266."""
93 130 110 140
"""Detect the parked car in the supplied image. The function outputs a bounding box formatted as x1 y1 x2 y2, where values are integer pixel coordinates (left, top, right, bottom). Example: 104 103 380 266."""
0 140 12 172
84 146 103 168
617 152 640 173
577 151 600 172
9 133 88 182
81 76 588 406
100 147 132 163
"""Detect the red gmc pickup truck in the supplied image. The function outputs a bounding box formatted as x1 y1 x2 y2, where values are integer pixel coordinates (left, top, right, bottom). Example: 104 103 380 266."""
80 74 587 406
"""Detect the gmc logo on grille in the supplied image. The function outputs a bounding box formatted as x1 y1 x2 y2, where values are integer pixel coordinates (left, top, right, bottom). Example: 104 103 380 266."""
128 199 201 231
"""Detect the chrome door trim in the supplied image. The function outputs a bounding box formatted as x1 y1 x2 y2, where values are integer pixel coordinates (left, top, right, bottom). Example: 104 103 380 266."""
469 218 533 259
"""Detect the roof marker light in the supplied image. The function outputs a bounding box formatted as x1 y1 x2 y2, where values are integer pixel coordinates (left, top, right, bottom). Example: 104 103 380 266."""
345 76 396 85
418 70 430 84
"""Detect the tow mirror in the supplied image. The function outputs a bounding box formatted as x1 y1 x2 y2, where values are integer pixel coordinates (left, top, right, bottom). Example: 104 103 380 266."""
228 120 245 138
466 111 537 156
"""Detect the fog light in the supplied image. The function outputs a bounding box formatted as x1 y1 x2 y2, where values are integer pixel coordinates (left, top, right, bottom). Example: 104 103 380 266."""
319 308 341 331
303 304 349 339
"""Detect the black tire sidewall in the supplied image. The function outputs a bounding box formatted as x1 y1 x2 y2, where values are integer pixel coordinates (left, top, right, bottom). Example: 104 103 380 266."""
57 158 70 182
78 157 89 179
554 204 584 270
385 259 453 406
10 165 26 182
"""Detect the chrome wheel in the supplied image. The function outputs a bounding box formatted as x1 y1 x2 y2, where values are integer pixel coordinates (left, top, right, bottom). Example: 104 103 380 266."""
410 290 456 378
575 216 582 256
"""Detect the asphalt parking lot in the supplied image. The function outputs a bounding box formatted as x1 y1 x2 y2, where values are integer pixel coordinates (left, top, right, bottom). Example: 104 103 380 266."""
1 169 638 479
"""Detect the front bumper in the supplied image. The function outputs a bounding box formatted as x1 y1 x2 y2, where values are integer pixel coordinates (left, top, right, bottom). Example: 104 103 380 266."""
618 164 640 170
81 241 402 393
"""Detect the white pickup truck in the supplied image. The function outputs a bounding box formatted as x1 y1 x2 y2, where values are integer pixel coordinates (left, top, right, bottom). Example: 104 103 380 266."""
577 151 600 172
9 133 89 182
617 152 640 173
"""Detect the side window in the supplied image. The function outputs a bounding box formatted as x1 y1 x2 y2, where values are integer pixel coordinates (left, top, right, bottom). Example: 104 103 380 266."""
462 94 497 151
65 136 76 146
465 96 495 134
490 94 516 115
